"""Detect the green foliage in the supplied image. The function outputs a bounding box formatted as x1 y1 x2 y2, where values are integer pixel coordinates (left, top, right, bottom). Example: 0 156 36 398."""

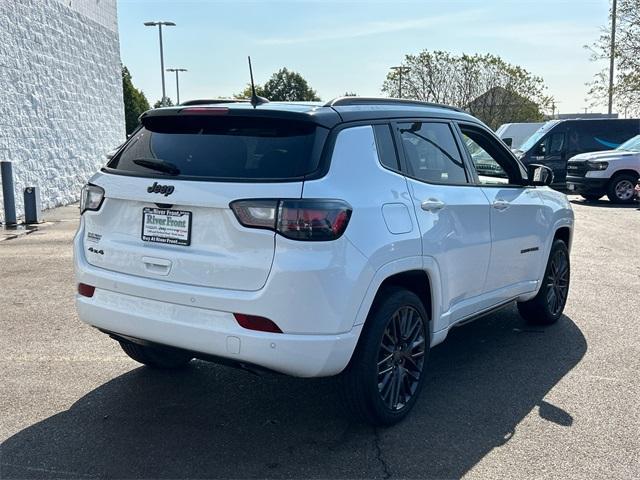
235 84 266 99
153 97 174 108
235 68 320 101
586 0 640 116
381 51 551 129
122 66 150 135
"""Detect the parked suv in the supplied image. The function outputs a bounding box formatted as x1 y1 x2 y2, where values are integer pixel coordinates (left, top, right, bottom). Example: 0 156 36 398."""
74 98 574 425
566 134 640 203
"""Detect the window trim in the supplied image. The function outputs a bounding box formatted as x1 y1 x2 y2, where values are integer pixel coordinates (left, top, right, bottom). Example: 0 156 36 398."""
391 119 474 187
455 121 529 188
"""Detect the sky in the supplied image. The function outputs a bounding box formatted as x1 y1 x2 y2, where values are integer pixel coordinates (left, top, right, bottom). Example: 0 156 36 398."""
118 0 611 114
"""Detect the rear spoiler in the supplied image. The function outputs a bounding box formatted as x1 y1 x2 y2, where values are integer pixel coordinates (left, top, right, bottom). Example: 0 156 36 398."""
139 104 341 129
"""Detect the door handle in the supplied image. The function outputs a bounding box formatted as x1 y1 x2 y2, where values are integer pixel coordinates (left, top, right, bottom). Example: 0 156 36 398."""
421 198 446 212
492 199 510 211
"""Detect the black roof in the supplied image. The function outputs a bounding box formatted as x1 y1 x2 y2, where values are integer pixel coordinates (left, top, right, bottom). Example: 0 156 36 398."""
141 97 478 129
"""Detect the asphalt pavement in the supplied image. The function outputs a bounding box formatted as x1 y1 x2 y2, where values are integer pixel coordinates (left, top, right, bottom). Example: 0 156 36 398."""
1 198 639 479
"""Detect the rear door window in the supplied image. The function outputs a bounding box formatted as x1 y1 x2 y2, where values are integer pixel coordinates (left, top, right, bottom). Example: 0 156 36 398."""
107 116 327 181
396 121 469 184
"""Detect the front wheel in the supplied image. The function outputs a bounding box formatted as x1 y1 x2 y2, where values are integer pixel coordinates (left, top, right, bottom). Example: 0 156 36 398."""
341 287 430 426
517 239 570 325
607 173 637 204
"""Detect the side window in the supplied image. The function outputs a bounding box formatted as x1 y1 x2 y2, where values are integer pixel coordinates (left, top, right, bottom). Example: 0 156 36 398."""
373 124 400 170
397 122 468 184
459 125 524 186
542 132 565 156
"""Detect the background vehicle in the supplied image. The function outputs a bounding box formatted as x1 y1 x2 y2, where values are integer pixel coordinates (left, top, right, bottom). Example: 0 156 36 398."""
496 122 544 150
74 98 573 425
515 119 640 188
566 134 640 203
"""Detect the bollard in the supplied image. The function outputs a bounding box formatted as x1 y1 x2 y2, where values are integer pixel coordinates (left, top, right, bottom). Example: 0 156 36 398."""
24 187 43 224
1 161 17 226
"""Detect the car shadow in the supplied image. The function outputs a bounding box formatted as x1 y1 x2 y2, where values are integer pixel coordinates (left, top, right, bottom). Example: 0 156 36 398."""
569 198 639 209
1 306 586 479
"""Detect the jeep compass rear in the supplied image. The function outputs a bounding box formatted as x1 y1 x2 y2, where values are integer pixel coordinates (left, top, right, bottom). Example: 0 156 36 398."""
75 98 573 425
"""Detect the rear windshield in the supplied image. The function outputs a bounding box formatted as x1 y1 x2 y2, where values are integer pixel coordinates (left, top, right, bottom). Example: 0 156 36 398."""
106 116 327 181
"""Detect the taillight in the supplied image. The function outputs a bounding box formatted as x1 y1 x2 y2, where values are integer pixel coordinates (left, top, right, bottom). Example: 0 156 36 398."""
80 184 104 214
234 313 282 333
230 199 352 241
78 283 95 297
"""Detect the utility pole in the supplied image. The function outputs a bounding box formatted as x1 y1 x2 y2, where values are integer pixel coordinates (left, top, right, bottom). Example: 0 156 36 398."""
144 21 176 106
390 66 410 98
608 0 617 115
166 68 187 104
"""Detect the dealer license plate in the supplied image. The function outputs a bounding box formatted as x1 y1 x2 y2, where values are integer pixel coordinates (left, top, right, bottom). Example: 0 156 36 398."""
142 208 192 246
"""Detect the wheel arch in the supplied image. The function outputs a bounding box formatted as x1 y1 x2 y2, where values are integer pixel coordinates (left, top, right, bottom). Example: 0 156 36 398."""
554 226 572 251
608 169 640 182
352 257 441 335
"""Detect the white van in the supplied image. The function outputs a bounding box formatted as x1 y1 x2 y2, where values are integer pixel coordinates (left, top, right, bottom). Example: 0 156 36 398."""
496 122 544 149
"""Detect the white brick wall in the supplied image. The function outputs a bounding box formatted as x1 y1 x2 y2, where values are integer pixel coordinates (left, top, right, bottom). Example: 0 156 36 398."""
0 0 124 222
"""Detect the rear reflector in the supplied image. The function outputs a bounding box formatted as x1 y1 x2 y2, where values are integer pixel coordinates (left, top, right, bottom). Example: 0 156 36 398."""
234 313 282 333
78 283 95 298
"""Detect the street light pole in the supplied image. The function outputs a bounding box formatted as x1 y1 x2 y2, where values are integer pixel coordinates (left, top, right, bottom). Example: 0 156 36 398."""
390 66 410 98
166 68 187 105
608 0 617 115
144 21 176 106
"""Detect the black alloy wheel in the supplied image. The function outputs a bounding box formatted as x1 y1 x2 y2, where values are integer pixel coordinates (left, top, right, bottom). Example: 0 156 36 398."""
545 248 570 317
377 306 427 411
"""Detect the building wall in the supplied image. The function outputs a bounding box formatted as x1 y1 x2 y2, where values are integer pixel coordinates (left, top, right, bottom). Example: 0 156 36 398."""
0 0 124 221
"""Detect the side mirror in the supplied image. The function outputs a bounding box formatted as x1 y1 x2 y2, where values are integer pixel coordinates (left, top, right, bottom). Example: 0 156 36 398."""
502 137 513 147
528 164 554 186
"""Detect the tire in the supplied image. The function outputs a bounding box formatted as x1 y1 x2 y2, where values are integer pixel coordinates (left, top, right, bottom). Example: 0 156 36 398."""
341 287 430 426
517 239 570 325
581 194 602 202
607 173 637 204
119 340 193 369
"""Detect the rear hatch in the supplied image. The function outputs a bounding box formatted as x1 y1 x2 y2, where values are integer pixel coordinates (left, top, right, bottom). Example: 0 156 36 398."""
82 108 328 291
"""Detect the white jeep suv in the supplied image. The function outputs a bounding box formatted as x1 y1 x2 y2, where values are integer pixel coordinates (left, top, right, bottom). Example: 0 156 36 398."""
74 98 574 425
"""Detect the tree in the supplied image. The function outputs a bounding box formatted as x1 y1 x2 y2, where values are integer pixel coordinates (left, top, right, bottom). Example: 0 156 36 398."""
153 97 174 108
235 68 320 101
586 0 640 116
122 66 150 135
381 51 551 129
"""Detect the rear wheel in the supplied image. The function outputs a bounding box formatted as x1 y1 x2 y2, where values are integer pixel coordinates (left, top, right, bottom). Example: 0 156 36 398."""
517 239 570 325
607 173 637 204
341 287 429 426
119 340 193 369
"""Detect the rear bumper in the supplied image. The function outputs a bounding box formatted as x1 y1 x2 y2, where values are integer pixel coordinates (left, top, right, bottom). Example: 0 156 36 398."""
73 221 367 377
566 175 608 195
76 289 361 377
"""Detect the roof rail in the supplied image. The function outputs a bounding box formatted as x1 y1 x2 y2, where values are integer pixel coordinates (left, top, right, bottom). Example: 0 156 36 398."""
179 99 250 106
323 96 463 112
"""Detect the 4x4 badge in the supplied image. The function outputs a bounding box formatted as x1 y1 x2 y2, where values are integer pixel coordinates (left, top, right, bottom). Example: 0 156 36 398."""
147 182 174 196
